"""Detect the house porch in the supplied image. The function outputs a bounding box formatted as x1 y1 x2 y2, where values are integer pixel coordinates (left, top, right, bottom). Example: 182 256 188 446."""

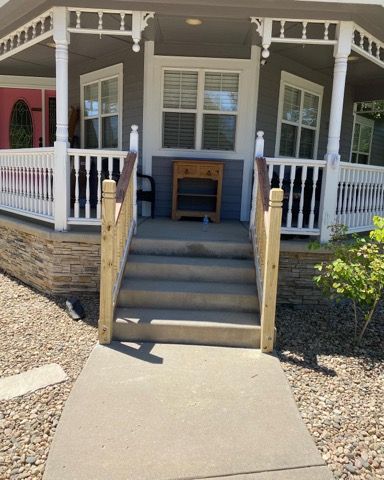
1 8 384 241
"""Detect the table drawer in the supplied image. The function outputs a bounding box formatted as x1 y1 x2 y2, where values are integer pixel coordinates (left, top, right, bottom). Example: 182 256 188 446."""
176 164 198 177
198 165 221 178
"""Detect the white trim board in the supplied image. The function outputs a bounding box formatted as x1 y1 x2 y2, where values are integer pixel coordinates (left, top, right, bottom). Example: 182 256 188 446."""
0 75 56 89
142 41 260 221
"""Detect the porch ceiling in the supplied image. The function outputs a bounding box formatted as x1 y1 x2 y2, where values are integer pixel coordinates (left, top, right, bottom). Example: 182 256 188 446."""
0 13 382 94
0 0 384 43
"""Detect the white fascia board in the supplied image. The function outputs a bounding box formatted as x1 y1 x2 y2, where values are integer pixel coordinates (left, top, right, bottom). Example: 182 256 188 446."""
0 75 56 89
295 0 384 5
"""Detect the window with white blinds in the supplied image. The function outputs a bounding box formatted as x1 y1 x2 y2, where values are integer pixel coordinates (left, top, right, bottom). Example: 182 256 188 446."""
276 72 323 160
162 69 239 151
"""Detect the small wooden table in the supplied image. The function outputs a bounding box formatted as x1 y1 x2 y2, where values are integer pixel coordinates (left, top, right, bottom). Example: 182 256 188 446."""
172 160 224 223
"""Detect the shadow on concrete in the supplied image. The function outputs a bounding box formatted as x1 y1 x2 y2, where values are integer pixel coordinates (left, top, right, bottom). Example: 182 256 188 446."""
107 341 164 364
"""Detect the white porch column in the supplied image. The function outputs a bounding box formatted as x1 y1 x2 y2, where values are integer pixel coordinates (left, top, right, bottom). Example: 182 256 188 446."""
53 7 70 231
319 21 353 243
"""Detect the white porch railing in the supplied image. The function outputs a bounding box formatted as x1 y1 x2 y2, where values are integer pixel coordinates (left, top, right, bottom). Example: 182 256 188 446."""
337 162 384 232
265 157 327 235
0 148 55 222
68 149 128 225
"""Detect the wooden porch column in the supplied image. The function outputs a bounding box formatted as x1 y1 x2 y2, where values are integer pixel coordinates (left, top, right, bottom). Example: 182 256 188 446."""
53 7 70 231
319 21 353 243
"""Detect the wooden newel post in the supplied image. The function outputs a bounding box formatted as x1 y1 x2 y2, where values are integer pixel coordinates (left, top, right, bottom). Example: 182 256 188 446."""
99 180 116 345
260 188 283 353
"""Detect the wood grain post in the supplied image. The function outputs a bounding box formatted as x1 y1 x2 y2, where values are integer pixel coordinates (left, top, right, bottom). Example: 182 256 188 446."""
99 180 116 345
260 188 283 353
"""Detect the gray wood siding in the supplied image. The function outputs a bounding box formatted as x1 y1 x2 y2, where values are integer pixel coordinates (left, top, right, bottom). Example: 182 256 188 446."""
371 119 384 167
152 157 243 219
68 46 144 151
257 51 354 162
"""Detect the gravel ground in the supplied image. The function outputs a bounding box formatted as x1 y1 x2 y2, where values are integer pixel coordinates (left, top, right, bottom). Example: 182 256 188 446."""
276 302 384 480
0 271 98 480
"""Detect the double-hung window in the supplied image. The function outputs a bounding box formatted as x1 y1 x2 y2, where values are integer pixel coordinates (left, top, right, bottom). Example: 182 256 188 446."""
276 72 323 159
350 115 374 164
162 69 239 151
81 64 123 149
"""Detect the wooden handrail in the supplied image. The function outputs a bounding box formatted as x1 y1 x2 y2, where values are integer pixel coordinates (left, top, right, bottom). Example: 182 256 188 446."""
255 157 270 212
251 157 284 353
99 151 138 345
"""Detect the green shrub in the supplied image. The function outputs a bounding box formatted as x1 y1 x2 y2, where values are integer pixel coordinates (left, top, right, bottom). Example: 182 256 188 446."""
314 216 384 342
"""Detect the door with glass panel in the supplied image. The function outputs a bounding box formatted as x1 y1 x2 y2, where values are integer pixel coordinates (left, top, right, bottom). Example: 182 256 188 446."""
350 115 374 165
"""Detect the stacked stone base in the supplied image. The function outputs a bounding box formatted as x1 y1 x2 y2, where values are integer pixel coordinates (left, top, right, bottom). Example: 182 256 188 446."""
0 216 100 294
278 242 332 305
0 215 331 303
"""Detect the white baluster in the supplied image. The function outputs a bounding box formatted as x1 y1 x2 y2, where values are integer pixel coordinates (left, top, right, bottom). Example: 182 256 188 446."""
367 171 374 224
309 166 319 230
359 32 364 49
47 157 52 216
280 20 285 39
130 124 139 153
286 165 296 228
351 169 358 228
302 21 307 40
74 154 80 218
108 156 113 179
42 155 47 215
38 157 43 214
119 156 124 173
341 168 350 225
268 164 273 185
278 164 285 188
324 22 329 41
346 168 354 227
98 11 103 31
120 13 125 31
96 155 102 219
76 11 81 29
40 17 45 34
85 154 91 219
298 166 307 229
336 167 344 223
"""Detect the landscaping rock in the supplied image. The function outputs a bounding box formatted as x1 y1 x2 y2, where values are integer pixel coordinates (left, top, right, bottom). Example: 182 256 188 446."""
0 271 97 480
276 302 384 480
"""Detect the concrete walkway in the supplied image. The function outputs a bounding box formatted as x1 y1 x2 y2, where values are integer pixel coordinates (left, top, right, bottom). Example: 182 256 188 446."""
44 343 333 480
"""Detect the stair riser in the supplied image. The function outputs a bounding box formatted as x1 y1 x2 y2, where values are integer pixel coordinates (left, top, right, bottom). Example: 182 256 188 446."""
113 322 261 349
130 238 253 260
118 290 259 312
125 263 255 284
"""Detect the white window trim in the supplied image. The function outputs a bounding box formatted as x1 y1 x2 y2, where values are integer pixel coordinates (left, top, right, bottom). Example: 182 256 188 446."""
142 42 260 221
161 67 240 151
350 114 374 164
80 63 123 150
275 71 324 159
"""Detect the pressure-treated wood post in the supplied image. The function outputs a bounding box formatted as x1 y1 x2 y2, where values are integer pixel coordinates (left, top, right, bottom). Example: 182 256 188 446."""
99 180 116 345
260 188 283 353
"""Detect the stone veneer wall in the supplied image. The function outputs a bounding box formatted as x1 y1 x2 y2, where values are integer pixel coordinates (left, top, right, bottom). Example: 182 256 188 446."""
0 216 101 294
278 241 332 305
1 215 331 303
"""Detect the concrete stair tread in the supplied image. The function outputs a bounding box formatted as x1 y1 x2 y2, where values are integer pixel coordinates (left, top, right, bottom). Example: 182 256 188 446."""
126 254 254 269
119 278 257 296
115 307 260 327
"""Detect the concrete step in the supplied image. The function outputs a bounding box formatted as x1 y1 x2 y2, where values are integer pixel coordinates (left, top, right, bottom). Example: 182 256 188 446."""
124 255 255 284
130 237 253 259
113 307 260 348
117 279 259 313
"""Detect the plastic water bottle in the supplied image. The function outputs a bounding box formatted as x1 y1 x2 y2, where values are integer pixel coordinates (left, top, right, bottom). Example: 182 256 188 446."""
202 215 209 232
